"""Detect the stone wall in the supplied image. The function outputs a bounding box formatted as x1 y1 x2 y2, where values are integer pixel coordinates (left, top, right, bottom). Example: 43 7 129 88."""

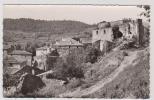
92 27 113 43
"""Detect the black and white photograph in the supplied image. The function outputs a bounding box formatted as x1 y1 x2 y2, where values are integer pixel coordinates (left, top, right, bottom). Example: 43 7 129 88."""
3 5 150 98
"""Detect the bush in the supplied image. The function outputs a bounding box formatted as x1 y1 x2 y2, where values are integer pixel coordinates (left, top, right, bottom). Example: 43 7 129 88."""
3 74 19 89
21 74 45 95
46 60 69 83
49 49 59 56
47 48 85 82
66 78 84 89
85 47 101 63
34 78 67 97
46 49 59 70
65 49 85 78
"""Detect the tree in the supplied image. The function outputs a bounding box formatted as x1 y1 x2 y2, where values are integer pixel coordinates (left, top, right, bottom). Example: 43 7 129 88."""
85 47 101 63
25 42 36 57
46 49 59 70
25 42 32 52
49 49 59 56
138 5 150 22
31 46 36 57
65 49 84 78
47 48 85 81
16 44 22 50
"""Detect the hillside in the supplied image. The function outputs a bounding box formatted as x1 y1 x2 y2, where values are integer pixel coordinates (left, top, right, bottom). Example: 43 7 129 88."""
3 18 91 34
87 48 150 98
59 48 149 98
4 47 150 98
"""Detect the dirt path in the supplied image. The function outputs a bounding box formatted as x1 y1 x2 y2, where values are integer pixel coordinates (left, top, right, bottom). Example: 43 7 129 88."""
59 51 138 97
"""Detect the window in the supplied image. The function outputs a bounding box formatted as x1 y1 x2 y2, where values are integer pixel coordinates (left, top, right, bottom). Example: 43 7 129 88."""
104 30 106 34
96 30 98 35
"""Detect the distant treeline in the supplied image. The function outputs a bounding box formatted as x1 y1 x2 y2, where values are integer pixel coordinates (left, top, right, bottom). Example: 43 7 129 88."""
3 18 92 34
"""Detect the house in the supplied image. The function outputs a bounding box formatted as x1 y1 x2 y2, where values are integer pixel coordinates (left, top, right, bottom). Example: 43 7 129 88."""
55 38 83 48
8 50 32 66
92 19 144 52
4 56 20 69
38 37 49 41
36 46 52 57
54 38 83 56
35 54 47 71
80 37 92 45
3 56 21 74
36 46 56 71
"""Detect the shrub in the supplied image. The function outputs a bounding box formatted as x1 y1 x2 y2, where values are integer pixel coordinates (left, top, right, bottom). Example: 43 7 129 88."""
85 47 101 63
21 74 45 95
66 78 84 89
47 48 85 82
34 78 67 97
46 60 69 83
49 49 59 56
65 49 85 78
3 74 19 89
46 49 59 70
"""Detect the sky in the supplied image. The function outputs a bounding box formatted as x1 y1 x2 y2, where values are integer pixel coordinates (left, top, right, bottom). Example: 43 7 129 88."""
3 5 144 25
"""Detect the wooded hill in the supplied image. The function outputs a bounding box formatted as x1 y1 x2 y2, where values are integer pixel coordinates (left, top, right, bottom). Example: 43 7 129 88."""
3 18 92 34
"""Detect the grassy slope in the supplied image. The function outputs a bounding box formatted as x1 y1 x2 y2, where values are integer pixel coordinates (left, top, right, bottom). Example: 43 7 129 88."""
18 47 149 98
86 48 150 98
83 51 126 86
59 50 128 97
59 48 149 99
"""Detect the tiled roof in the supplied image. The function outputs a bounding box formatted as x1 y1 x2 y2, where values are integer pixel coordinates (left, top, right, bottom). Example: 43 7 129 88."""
4 56 19 64
80 38 92 44
55 38 83 46
9 50 32 55
36 46 49 50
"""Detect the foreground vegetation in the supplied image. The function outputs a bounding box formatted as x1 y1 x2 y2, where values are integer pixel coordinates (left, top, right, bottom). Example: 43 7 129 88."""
34 48 149 98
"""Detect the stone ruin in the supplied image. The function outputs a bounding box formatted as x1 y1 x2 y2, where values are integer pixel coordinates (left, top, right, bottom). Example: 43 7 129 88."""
92 19 145 53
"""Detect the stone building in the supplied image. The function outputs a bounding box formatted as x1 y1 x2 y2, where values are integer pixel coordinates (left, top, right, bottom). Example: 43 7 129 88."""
92 19 144 52
54 38 83 56
8 50 32 66
36 46 53 57
35 54 47 71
